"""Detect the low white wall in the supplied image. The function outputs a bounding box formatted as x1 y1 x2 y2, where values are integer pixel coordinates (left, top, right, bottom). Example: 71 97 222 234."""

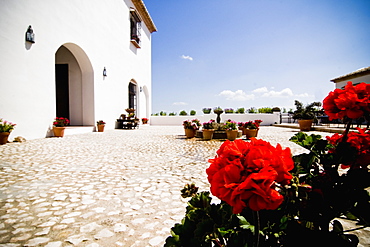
149 113 281 126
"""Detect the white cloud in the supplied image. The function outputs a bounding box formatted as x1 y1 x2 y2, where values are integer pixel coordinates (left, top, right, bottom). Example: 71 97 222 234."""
252 87 268 93
261 88 294 97
295 93 311 98
180 55 193 61
218 90 255 101
173 102 188 105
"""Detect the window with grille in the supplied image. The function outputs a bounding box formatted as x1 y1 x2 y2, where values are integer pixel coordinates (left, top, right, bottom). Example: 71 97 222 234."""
130 9 141 48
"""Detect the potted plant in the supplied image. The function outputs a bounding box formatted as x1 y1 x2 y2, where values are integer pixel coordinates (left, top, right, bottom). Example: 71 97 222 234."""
53 117 69 137
202 108 212 114
125 108 135 114
237 122 244 131
202 120 216 140
0 118 16 145
96 120 106 132
293 100 322 131
224 108 234 114
272 107 281 112
127 113 135 119
183 119 201 138
131 34 140 43
224 120 238 141
141 118 148 124
243 119 262 139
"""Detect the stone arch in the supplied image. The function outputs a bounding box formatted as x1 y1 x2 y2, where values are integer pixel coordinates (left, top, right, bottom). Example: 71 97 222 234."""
55 43 95 126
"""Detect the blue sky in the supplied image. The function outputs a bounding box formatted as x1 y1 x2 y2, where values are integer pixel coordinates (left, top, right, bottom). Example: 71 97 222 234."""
144 0 370 114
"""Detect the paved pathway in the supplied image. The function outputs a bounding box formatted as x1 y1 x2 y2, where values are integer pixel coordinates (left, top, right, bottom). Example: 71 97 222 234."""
0 126 368 246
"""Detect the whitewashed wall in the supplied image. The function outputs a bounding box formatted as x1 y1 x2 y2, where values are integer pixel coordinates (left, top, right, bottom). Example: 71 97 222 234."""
335 75 370 89
149 113 281 126
0 0 153 140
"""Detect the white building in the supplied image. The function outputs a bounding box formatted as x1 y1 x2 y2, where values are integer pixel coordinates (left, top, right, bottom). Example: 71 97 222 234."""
0 0 156 140
331 66 370 89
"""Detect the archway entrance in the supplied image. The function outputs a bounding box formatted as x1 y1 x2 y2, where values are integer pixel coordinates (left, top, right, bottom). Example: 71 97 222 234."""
55 43 95 126
128 82 137 112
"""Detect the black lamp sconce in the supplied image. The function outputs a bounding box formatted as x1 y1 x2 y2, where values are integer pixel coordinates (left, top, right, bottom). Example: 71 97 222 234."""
103 67 107 77
25 25 35 43
140 87 143 92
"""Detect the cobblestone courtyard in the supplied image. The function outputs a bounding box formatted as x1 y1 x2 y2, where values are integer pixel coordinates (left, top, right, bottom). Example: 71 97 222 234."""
0 126 369 247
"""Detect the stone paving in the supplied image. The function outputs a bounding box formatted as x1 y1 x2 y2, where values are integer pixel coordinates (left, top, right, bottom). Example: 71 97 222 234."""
0 126 369 247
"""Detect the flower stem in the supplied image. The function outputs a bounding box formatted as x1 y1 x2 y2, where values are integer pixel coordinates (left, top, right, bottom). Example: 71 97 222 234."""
253 211 260 247
342 119 352 141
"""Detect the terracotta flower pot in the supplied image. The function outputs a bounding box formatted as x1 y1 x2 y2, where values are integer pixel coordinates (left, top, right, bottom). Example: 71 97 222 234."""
53 127 66 137
226 130 238 141
184 128 196 138
298 119 313 131
244 129 258 139
0 132 10 145
202 129 215 140
97 124 105 132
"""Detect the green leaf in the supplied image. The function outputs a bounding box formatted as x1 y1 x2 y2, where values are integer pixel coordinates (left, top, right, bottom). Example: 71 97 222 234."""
188 191 212 210
292 153 316 174
279 216 289 230
290 132 323 150
164 236 180 247
344 212 358 221
237 216 255 233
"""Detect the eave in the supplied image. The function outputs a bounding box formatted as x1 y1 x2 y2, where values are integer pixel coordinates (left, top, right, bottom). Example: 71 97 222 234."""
132 0 157 33
331 66 370 83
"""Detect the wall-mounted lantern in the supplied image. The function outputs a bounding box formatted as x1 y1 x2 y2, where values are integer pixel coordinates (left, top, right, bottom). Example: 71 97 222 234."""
103 67 107 77
25 25 35 43
140 86 143 92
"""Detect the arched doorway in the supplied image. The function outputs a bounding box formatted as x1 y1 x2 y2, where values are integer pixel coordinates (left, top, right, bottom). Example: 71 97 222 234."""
128 81 137 113
55 43 95 126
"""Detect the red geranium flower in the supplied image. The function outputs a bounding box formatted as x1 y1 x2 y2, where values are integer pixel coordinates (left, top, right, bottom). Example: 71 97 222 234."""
327 128 370 168
207 139 293 213
323 81 370 121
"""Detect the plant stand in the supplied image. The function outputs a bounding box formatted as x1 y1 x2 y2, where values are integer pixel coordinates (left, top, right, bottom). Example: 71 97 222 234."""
214 110 224 123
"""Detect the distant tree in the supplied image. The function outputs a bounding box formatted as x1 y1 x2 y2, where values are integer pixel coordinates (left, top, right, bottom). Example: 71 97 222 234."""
258 107 272 113
248 107 257 113
236 108 245 114
179 110 187 116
